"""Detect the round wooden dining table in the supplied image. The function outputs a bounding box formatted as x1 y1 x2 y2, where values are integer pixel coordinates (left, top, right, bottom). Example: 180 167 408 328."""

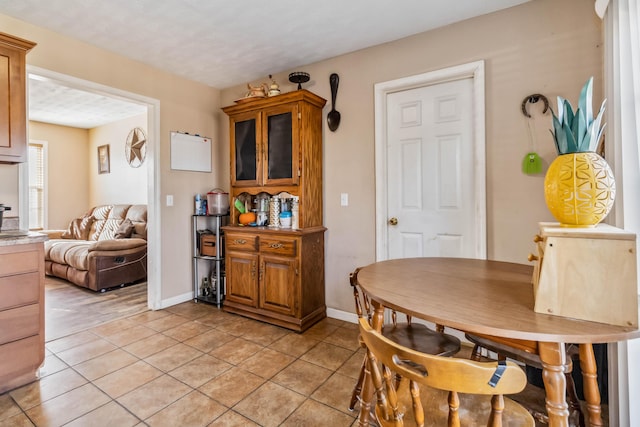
355 257 640 427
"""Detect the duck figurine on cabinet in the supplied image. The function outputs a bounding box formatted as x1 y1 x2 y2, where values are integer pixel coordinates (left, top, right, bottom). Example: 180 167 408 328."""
267 75 281 97
246 82 267 98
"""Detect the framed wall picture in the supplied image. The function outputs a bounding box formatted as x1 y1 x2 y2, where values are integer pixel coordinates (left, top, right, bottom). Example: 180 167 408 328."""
98 144 110 174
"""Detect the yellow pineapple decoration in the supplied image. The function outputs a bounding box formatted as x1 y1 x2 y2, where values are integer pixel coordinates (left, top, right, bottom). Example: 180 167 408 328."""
544 77 615 227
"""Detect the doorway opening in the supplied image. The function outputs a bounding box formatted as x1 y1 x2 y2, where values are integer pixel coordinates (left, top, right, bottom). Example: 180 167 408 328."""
22 66 161 311
374 60 487 262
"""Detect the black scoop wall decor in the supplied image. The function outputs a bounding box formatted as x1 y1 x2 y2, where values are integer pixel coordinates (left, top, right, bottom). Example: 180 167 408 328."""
327 73 341 132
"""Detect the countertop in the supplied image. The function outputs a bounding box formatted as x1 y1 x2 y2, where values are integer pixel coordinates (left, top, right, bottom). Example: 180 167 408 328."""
0 229 47 247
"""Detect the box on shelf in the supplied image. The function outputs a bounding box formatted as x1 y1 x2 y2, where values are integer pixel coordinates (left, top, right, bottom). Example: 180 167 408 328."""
200 234 219 256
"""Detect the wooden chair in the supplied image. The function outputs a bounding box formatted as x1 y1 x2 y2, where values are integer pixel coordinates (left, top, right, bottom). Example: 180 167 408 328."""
465 332 585 426
349 267 461 415
359 318 535 426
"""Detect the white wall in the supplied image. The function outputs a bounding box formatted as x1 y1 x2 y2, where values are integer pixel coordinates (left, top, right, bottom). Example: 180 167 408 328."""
28 115 149 230
89 113 148 206
220 0 604 314
28 121 90 229
0 13 223 303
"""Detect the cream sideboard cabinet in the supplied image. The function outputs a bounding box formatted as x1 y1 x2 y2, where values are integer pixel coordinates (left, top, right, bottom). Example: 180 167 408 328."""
0 32 36 164
0 241 45 393
222 90 327 332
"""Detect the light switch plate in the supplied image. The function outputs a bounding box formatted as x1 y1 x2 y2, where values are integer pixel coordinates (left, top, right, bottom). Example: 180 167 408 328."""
340 193 348 206
166 195 174 206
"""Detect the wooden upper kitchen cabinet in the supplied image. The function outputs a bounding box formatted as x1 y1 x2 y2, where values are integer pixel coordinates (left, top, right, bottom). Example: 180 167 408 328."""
0 32 36 164
222 90 327 332
222 90 326 228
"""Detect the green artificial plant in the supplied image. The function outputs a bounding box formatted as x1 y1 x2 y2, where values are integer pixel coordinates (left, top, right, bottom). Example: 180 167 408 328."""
550 76 606 155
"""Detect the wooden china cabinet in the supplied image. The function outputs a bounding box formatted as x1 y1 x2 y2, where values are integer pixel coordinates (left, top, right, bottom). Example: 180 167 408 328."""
221 90 326 332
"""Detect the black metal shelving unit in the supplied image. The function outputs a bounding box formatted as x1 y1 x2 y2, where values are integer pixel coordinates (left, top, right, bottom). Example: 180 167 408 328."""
192 214 227 307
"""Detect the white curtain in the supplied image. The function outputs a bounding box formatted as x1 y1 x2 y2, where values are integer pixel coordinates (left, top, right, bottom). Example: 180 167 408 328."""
602 1 640 426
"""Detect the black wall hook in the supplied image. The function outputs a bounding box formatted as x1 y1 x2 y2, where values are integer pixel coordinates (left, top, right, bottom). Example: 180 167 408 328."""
521 94 550 118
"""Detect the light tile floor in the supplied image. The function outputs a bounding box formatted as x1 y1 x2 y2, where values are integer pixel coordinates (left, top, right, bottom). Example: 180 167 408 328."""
1 302 364 427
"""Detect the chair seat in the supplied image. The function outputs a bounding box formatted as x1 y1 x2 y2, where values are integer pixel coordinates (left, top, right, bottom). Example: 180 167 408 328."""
465 333 543 368
358 318 535 427
392 380 535 426
384 323 460 357
465 332 585 427
348 266 462 414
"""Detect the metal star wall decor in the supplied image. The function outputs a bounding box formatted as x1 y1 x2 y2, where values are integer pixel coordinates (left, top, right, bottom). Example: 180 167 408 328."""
125 127 147 168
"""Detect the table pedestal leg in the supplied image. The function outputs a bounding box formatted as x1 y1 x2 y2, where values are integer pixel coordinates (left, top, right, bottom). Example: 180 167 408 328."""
358 302 385 426
579 344 603 427
539 342 571 427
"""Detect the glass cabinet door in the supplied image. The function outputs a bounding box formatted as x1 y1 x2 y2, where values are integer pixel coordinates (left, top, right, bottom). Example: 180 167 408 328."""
230 112 261 187
262 104 299 186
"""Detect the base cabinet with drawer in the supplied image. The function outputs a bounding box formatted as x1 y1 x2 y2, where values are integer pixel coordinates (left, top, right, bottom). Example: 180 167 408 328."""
0 241 45 394
223 227 326 332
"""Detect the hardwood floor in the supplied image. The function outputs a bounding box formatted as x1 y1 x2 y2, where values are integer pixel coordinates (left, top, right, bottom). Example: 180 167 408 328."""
45 276 148 342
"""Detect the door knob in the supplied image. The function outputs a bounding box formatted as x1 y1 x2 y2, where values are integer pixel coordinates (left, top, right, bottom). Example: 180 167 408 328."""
388 217 398 226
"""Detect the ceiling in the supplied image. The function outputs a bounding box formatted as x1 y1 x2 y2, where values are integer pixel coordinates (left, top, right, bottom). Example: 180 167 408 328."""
0 0 531 128
28 75 148 129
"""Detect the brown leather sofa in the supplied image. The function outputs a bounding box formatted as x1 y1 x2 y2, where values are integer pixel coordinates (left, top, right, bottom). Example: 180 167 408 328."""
43 204 147 292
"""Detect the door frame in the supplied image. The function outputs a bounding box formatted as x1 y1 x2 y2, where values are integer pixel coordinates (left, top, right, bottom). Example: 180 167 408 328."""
374 60 486 262
22 65 163 310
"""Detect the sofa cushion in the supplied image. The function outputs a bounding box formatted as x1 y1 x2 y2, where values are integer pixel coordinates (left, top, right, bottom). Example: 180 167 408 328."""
114 218 135 239
98 218 123 241
88 205 113 241
61 214 94 240
98 204 144 241
126 205 147 240
46 239 92 270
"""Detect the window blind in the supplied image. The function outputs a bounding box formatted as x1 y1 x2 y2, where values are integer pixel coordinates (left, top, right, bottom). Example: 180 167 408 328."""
28 143 44 230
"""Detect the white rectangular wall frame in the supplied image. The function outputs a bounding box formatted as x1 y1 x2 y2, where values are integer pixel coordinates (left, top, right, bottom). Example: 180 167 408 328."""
170 131 212 172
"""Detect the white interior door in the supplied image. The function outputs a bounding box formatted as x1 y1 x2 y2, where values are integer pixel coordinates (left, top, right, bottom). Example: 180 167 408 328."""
375 63 486 261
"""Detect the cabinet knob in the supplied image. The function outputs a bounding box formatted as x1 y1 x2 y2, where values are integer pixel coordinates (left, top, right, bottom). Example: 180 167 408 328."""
234 239 247 245
269 243 284 249
527 253 539 262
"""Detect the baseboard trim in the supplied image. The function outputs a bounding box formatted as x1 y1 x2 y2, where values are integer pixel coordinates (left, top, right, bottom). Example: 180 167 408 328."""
158 295 358 326
160 291 193 309
326 307 357 324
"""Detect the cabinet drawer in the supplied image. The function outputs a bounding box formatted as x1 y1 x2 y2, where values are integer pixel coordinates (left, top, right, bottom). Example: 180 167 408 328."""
226 233 258 251
0 247 40 276
0 334 43 394
260 237 297 257
0 272 40 310
0 304 40 345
